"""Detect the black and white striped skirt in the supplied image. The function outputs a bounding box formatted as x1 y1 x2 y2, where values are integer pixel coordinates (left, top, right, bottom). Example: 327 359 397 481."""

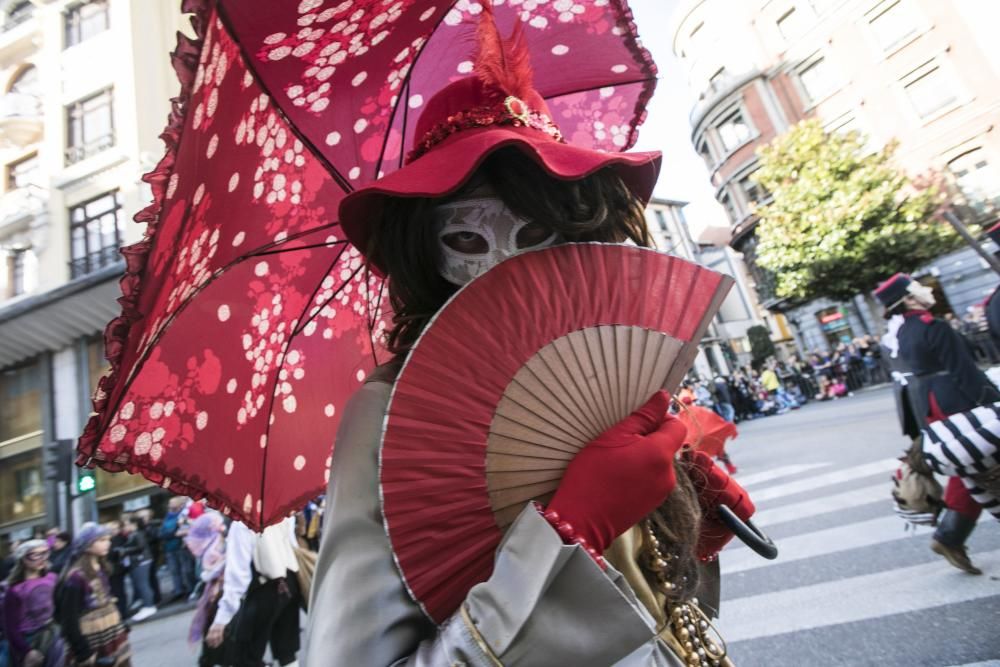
921 402 1000 520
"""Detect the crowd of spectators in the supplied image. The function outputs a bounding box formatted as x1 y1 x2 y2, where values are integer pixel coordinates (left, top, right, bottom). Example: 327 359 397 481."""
685 334 894 424
0 497 324 666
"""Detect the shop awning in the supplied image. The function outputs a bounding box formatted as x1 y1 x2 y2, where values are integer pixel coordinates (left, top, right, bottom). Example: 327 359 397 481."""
0 264 123 368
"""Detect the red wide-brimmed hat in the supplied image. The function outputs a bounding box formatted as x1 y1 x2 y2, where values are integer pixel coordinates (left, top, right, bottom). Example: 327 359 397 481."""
338 5 662 275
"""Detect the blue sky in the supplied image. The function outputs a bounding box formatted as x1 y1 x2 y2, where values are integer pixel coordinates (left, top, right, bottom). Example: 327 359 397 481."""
627 0 730 235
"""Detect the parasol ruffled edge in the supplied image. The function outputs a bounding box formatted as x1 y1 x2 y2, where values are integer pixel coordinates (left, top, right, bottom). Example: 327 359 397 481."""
75 0 218 500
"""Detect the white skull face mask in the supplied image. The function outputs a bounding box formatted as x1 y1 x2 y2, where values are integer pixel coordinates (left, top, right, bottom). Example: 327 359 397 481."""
906 281 936 308
433 194 559 286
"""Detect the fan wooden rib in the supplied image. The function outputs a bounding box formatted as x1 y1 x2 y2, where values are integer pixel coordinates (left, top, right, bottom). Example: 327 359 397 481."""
486 326 687 529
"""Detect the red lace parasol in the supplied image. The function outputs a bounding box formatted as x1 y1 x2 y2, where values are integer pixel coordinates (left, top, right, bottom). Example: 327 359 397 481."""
77 0 659 530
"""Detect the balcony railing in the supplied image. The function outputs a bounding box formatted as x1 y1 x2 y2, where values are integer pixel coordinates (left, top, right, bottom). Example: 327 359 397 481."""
0 185 46 232
0 93 41 146
2 6 34 33
65 133 115 166
70 245 122 279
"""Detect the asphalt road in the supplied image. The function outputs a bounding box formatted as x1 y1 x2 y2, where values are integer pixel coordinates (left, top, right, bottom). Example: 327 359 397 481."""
130 386 1000 666
718 386 1000 667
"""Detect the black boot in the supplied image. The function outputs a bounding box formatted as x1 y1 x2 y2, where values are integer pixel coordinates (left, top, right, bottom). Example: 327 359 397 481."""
931 509 982 574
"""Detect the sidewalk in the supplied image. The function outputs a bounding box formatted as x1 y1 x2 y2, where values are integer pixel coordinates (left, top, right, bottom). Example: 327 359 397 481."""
126 563 199 626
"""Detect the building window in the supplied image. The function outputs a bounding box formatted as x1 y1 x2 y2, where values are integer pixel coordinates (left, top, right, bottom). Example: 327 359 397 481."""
696 139 714 167
3 1 33 31
0 360 42 443
7 248 27 296
777 7 808 42
739 173 768 210
796 56 837 105
902 62 959 119
0 450 44 526
65 88 114 165
653 209 669 233
823 111 859 135
716 110 752 153
948 149 1000 215
720 192 737 222
867 1 919 52
6 153 38 191
64 0 109 48
69 190 123 278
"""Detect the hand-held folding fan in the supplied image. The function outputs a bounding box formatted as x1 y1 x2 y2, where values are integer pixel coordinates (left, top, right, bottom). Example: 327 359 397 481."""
380 243 734 623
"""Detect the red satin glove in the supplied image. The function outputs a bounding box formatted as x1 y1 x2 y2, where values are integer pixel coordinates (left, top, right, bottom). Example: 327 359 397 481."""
684 449 755 560
547 391 687 554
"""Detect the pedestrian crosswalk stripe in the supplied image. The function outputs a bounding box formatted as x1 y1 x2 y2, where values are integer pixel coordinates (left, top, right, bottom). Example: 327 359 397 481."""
945 661 1000 667
751 482 888 528
736 462 832 489
721 515 932 574
748 458 898 503
718 549 1000 643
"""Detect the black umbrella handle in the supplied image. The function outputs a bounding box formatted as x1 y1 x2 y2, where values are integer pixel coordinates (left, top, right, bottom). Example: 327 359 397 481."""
718 505 778 560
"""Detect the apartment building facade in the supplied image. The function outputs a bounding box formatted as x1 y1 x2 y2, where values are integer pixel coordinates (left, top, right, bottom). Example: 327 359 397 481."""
671 0 1000 351
0 0 184 546
645 197 763 373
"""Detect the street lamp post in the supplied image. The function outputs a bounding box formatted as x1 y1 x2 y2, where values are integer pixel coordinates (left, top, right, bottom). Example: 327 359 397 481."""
940 209 1000 276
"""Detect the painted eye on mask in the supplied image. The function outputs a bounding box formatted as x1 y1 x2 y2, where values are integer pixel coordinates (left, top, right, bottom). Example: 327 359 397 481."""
441 230 489 254
515 221 555 248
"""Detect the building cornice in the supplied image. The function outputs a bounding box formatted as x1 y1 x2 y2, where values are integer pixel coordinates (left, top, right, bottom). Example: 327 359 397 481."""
648 196 689 209
668 0 707 56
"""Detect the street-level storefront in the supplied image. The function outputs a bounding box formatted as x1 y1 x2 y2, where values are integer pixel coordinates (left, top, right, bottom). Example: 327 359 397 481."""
0 266 126 549
816 306 854 347
0 359 45 552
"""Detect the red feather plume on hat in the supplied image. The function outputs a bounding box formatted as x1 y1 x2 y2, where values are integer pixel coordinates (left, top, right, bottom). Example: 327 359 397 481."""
473 1 535 102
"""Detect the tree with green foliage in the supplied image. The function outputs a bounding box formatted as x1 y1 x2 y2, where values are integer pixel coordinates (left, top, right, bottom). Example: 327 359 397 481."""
751 120 958 309
746 324 775 366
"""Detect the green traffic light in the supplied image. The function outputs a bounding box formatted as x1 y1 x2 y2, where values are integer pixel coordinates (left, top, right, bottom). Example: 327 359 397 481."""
78 472 96 493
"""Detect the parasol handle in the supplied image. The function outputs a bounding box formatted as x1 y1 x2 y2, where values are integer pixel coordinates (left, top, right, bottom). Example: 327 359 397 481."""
717 505 778 560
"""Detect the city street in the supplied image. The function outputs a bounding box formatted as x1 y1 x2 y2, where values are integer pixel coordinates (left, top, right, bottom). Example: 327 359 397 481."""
129 387 1000 666
719 386 1000 666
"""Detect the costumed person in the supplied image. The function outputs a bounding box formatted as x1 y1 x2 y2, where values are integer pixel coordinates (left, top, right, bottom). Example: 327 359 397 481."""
2 540 66 667
302 7 755 665
675 395 739 475
981 221 1000 343
182 512 226 665
876 273 1000 574
55 522 132 667
202 517 300 667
